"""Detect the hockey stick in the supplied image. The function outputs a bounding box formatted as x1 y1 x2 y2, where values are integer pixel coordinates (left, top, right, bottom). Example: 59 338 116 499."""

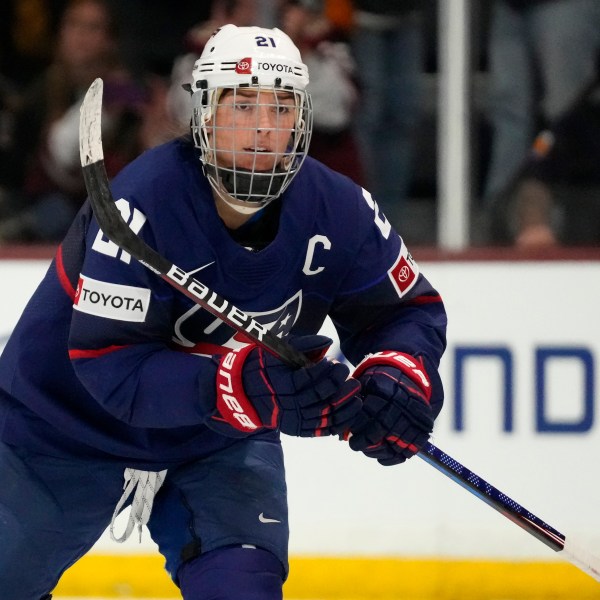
80 78 600 583
78 78 308 369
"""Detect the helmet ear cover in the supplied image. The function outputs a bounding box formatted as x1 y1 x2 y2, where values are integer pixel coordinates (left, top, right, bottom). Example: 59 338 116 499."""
190 25 313 212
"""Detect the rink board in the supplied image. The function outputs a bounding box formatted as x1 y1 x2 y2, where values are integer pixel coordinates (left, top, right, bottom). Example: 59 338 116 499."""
1 254 600 598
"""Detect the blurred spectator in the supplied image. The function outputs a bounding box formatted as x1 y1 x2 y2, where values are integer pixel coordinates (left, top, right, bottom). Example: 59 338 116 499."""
348 0 428 216
489 70 600 247
483 0 600 208
280 0 365 184
0 0 68 88
166 0 260 129
1 1 68 197
255 0 280 28
105 0 207 80
323 0 354 33
0 0 149 244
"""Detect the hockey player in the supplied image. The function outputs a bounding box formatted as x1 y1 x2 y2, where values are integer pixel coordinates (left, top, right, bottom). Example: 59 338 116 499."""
0 25 446 599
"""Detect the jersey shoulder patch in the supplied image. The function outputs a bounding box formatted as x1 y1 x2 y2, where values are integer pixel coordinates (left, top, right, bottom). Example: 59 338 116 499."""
74 274 151 322
388 243 419 297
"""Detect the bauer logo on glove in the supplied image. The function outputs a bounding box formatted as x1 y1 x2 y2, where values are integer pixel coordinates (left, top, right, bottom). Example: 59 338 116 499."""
206 335 362 438
215 344 263 431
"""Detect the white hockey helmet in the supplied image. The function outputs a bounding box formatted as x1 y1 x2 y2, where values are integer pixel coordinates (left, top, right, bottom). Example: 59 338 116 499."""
190 24 313 213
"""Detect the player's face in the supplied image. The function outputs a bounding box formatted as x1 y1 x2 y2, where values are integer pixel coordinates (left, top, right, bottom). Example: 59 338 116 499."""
58 0 115 70
210 88 296 172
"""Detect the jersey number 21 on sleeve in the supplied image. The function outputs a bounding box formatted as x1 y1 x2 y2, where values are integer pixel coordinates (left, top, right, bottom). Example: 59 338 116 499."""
92 198 147 264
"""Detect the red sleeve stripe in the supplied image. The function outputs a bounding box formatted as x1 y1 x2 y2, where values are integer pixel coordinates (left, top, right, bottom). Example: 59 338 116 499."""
405 294 443 306
55 244 77 301
170 341 228 356
69 345 129 360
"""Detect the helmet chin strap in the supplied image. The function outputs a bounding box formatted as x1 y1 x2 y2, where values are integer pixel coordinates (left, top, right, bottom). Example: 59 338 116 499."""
212 166 288 214
216 189 265 215
219 166 286 198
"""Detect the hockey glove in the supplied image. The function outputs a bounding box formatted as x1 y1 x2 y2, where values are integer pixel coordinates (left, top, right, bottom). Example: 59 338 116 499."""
206 335 362 438
349 351 434 466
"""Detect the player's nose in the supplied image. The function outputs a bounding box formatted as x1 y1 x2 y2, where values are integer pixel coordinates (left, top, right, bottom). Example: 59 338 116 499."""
256 104 276 132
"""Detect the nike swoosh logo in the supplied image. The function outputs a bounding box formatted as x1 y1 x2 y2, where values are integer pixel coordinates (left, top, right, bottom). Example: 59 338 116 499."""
186 261 215 277
258 512 281 524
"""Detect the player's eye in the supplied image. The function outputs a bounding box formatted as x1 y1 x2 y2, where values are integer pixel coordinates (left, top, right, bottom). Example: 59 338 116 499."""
234 102 252 112
273 104 291 115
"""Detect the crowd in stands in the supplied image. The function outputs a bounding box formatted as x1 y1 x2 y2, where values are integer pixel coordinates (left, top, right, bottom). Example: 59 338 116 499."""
482 0 600 247
0 0 599 247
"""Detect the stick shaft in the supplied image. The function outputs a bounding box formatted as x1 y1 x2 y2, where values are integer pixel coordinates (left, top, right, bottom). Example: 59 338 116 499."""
420 446 600 581
420 443 565 550
419 447 600 582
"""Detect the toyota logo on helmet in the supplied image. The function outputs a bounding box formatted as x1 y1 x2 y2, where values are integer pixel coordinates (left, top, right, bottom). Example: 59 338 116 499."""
191 24 309 91
235 58 252 74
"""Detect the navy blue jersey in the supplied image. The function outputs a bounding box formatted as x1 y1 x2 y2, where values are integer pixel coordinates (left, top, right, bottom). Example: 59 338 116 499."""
0 137 447 468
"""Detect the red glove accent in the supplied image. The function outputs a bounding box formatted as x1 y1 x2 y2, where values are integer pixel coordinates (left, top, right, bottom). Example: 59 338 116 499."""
214 344 265 433
209 336 362 438
348 351 435 466
353 351 432 403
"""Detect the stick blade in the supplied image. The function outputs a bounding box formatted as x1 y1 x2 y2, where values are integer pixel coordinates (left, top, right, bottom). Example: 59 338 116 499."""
562 535 600 583
79 77 104 166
